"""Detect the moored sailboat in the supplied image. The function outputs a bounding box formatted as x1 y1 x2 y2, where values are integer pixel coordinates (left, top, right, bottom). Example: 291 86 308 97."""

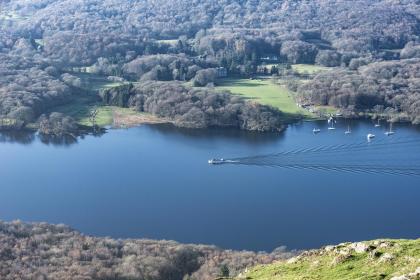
345 124 351 134
375 118 381 127
385 122 395 136
328 117 336 130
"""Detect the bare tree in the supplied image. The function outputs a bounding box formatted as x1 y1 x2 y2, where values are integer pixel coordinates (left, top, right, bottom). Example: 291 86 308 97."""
89 107 99 133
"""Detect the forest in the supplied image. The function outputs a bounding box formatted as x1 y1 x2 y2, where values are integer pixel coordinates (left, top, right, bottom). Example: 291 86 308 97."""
0 0 419 134
0 220 296 280
100 82 286 131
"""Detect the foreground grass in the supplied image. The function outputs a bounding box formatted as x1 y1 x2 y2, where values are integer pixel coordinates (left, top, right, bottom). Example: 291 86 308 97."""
217 77 309 117
238 239 420 280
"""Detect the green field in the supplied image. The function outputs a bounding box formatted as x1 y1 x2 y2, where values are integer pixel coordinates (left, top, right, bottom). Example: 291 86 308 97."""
217 78 309 116
291 64 331 74
50 97 147 127
47 96 111 127
157 39 179 45
48 73 128 126
238 238 420 280
0 11 28 21
34 39 44 46
71 72 127 91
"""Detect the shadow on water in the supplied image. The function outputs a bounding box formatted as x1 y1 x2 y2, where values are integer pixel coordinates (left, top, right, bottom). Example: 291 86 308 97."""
39 134 79 146
0 130 36 145
0 130 79 146
0 124 285 147
145 123 286 145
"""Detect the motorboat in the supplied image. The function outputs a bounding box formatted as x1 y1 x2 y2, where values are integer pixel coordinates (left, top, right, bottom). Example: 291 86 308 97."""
313 128 321 133
208 158 238 164
367 133 375 139
208 158 227 164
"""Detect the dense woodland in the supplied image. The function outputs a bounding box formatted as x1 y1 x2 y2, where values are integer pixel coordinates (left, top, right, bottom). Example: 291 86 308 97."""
100 82 286 131
298 58 420 123
0 0 419 131
0 221 295 280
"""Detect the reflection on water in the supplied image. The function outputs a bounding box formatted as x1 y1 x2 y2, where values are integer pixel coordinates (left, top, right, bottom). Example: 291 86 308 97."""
38 134 78 146
0 130 36 145
0 129 109 146
0 123 285 147
148 123 285 145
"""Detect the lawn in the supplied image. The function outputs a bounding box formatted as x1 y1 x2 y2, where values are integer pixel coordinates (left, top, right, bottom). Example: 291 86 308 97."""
50 98 148 127
48 73 128 126
216 78 309 116
47 96 111 127
72 73 125 92
0 11 29 21
291 64 331 75
157 39 179 45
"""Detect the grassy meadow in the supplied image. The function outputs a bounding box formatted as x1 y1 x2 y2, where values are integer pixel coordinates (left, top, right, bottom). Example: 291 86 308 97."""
0 11 29 21
50 98 150 127
216 77 310 117
291 64 331 75
48 73 129 127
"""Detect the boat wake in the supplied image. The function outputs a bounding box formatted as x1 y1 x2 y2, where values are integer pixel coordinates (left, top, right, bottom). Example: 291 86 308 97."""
212 136 420 176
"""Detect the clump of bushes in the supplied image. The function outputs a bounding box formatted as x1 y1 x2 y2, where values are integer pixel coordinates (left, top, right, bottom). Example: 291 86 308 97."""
38 112 78 136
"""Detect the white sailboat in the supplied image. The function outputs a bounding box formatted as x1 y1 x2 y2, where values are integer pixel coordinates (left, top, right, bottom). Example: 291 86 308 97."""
328 117 336 130
375 118 381 127
385 122 395 136
345 124 351 134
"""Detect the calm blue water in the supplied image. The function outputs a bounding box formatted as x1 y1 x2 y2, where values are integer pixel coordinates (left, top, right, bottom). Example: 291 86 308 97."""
0 120 420 251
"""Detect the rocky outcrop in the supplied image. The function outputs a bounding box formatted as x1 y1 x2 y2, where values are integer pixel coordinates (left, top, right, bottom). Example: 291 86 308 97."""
238 239 420 280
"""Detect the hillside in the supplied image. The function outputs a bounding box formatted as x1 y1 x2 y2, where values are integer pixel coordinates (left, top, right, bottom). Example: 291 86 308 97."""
1 0 420 133
237 239 420 280
1 220 419 280
0 220 296 280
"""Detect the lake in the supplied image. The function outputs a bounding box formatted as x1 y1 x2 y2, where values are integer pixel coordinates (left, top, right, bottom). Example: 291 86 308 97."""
1 120 420 251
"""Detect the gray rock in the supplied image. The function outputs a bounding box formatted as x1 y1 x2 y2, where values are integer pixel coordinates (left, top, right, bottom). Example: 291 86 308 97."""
390 276 409 280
